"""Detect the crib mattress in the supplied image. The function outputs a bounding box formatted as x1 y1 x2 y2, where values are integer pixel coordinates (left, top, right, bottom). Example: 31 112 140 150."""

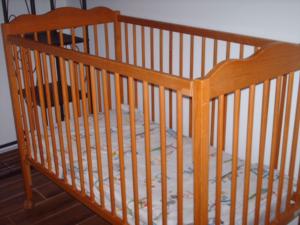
32 106 291 225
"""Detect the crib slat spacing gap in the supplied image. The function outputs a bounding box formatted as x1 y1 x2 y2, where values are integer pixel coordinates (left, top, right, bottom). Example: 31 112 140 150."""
169 31 173 129
143 80 153 225
124 23 131 106
276 72 294 216
150 28 155 122
41 52 59 176
201 37 206 77
133 24 138 110
189 35 194 137
210 39 218 146
286 80 300 206
265 76 283 225
48 49 68 182
59 55 76 189
216 94 225 225
242 85 256 225
34 48 53 172
104 23 112 110
79 62 95 200
128 76 140 225
222 41 231 151
254 80 271 225
101 69 116 214
69 60 86 195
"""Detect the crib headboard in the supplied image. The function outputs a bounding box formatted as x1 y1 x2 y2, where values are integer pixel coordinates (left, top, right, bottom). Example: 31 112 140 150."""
2 7 119 35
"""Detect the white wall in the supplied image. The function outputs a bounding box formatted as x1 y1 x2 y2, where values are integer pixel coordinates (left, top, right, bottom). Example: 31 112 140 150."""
0 0 67 153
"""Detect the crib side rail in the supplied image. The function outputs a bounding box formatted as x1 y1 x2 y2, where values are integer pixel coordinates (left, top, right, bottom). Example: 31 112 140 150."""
194 42 300 225
5 34 193 224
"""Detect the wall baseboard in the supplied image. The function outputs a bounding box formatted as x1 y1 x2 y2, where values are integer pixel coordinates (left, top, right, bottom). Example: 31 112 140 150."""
0 141 18 153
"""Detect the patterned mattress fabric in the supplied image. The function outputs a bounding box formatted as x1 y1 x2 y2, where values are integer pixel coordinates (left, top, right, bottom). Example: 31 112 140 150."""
31 106 292 225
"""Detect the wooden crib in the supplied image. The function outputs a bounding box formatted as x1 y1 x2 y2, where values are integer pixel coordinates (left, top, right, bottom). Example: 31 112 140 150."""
2 7 300 225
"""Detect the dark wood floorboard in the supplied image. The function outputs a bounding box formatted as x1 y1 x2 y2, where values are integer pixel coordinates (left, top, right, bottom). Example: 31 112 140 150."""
0 150 111 225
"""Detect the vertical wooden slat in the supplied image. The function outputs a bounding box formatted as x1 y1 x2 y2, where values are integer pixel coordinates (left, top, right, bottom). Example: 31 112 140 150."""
215 94 224 225
159 86 167 225
18 47 38 162
150 28 155 121
254 80 271 225
58 56 76 188
25 49 45 165
68 60 86 195
240 44 244 59
34 50 52 171
141 26 145 67
193 80 210 225
286 79 300 205
104 24 112 109
276 73 294 216
242 85 256 225
13 47 32 161
79 63 94 199
93 25 103 113
229 90 241 225
48 51 68 182
143 80 153 225
169 31 173 129
274 75 287 168
114 73 128 223
177 91 183 225
102 69 116 213
89 66 105 206
201 37 206 77
70 28 81 116
128 76 140 225
265 76 283 225
41 53 59 175
179 33 183 77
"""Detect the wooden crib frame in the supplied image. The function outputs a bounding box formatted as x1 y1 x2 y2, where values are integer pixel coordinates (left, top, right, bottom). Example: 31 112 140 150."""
2 7 300 225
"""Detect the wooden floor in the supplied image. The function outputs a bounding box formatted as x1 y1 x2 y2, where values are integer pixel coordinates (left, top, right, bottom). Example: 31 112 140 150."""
0 150 111 225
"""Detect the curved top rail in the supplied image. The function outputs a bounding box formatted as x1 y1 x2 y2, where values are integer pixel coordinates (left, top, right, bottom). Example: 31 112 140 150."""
206 42 300 98
119 15 277 47
2 7 118 35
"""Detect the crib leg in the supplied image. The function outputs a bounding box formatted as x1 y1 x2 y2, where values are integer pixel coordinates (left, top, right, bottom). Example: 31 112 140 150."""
21 157 33 209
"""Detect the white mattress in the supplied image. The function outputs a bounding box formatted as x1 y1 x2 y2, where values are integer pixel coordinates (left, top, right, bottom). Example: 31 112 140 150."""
30 106 293 225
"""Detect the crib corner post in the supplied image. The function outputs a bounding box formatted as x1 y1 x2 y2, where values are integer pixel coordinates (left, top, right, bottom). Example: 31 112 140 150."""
192 79 210 225
2 26 33 209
